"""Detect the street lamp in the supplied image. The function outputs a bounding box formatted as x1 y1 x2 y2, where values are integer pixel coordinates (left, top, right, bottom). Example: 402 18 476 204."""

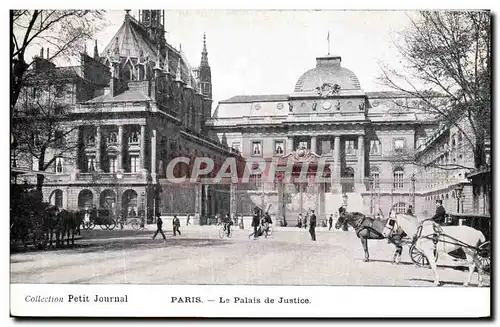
410 173 416 210
455 183 464 214
369 175 374 215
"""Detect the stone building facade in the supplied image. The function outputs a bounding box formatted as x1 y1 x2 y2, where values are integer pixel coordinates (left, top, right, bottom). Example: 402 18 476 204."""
13 10 238 222
208 55 451 222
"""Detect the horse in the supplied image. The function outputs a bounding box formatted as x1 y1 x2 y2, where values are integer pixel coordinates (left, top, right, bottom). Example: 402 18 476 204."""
58 209 83 247
394 214 487 287
335 208 406 263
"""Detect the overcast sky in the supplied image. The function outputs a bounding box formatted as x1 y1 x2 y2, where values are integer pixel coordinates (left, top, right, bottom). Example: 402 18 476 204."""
27 10 415 109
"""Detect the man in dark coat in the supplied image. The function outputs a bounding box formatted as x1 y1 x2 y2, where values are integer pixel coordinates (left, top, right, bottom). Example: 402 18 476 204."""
152 212 166 240
431 200 446 224
251 208 261 239
309 210 317 241
173 215 181 236
406 205 414 216
328 214 333 231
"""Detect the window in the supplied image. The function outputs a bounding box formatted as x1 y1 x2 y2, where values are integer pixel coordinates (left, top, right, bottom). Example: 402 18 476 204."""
129 131 139 144
370 140 381 155
54 131 64 148
130 155 139 173
108 156 117 173
393 167 404 189
251 141 262 156
394 138 406 152
108 132 118 144
274 141 284 155
320 140 331 155
345 140 356 155
393 202 407 214
86 156 96 172
250 174 262 190
370 167 380 189
55 157 64 174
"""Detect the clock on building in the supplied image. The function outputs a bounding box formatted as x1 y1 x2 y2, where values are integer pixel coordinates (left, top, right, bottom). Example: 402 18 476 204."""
323 101 332 110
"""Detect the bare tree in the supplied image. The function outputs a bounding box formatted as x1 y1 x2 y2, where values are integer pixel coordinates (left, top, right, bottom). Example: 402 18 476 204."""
13 69 83 192
379 11 491 170
11 10 105 113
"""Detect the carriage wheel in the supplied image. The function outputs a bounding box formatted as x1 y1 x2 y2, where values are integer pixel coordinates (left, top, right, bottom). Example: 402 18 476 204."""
478 241 491 274
218 227 225 239
107 220 116 231
100 223 107 230
409 244 438 267
88 222 95 230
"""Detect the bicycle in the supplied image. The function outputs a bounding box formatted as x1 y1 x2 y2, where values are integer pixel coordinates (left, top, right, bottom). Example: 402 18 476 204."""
219 223 233 238
120 217 147 231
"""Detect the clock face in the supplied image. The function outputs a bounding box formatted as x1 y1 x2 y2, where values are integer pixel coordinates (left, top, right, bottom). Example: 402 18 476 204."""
323 101 332 110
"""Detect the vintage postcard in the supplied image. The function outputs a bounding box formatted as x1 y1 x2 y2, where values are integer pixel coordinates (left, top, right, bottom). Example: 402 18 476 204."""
9 7 491 318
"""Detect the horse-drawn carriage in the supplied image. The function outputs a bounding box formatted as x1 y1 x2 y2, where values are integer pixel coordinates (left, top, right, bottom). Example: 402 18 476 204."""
393 213 491 271
81 208 117 231
336 209 490 286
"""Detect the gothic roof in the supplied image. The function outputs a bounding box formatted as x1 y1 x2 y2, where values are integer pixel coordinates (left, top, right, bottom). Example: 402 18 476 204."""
99 14 201 91
294 56 361 92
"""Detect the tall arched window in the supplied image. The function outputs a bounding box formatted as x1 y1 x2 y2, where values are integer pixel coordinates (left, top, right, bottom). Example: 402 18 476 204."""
370 166 380 190
392 202 407 214
393 167 404 189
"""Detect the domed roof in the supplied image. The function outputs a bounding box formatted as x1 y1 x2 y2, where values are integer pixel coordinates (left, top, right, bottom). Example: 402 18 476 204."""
294 56 361 92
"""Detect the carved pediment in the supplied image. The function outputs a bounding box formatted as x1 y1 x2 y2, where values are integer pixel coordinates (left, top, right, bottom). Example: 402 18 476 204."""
281 146 321 163
315 83 341 98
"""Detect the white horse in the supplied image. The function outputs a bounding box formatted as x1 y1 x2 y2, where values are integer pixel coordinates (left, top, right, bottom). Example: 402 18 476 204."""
394 214 487 287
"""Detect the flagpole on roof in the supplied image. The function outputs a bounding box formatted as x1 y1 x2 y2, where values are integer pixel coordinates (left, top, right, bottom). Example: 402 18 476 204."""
327 30 330 55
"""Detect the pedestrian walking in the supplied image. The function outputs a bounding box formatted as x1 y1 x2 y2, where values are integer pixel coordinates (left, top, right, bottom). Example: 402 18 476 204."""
173 215 181 236
152 212 166 240
309 210 317 241
303 214 308 229
186 214 191 226
328 214 333 231
251 208 260 239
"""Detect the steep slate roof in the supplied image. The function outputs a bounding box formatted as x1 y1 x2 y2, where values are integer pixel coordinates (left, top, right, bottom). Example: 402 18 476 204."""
101 15 157 60
86 89 151 103
220 94 289 103
100 14 200 92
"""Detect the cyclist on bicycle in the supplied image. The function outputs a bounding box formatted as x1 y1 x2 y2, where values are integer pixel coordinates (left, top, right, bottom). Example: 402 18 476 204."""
222 214 233 237
262 212 272 237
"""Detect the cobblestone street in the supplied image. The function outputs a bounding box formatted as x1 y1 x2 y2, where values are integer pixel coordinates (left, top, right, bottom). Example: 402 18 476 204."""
10 226 490 287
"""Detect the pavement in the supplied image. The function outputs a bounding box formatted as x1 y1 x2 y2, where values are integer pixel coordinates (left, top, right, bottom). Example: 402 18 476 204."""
10 225 490 287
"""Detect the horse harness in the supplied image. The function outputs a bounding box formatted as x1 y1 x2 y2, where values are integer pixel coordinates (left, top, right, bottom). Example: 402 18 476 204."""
347 214 385 239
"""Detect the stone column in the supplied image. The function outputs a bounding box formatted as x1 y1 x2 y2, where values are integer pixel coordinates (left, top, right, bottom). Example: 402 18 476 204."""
95 125 101 171
230 183 237 218
204 184 209 217
332 136 341 192
117 125 123 171
194 183 202 224
356 135 365 189
311 136 317 154
140 124 146 171
151 128 157 179
287 136 294 153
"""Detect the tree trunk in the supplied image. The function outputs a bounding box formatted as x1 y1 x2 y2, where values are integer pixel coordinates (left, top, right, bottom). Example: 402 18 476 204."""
36 151 46 194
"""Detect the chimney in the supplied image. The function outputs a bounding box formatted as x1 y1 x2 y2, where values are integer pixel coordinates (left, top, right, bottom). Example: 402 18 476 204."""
40 47 44 58
46 48 50 60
